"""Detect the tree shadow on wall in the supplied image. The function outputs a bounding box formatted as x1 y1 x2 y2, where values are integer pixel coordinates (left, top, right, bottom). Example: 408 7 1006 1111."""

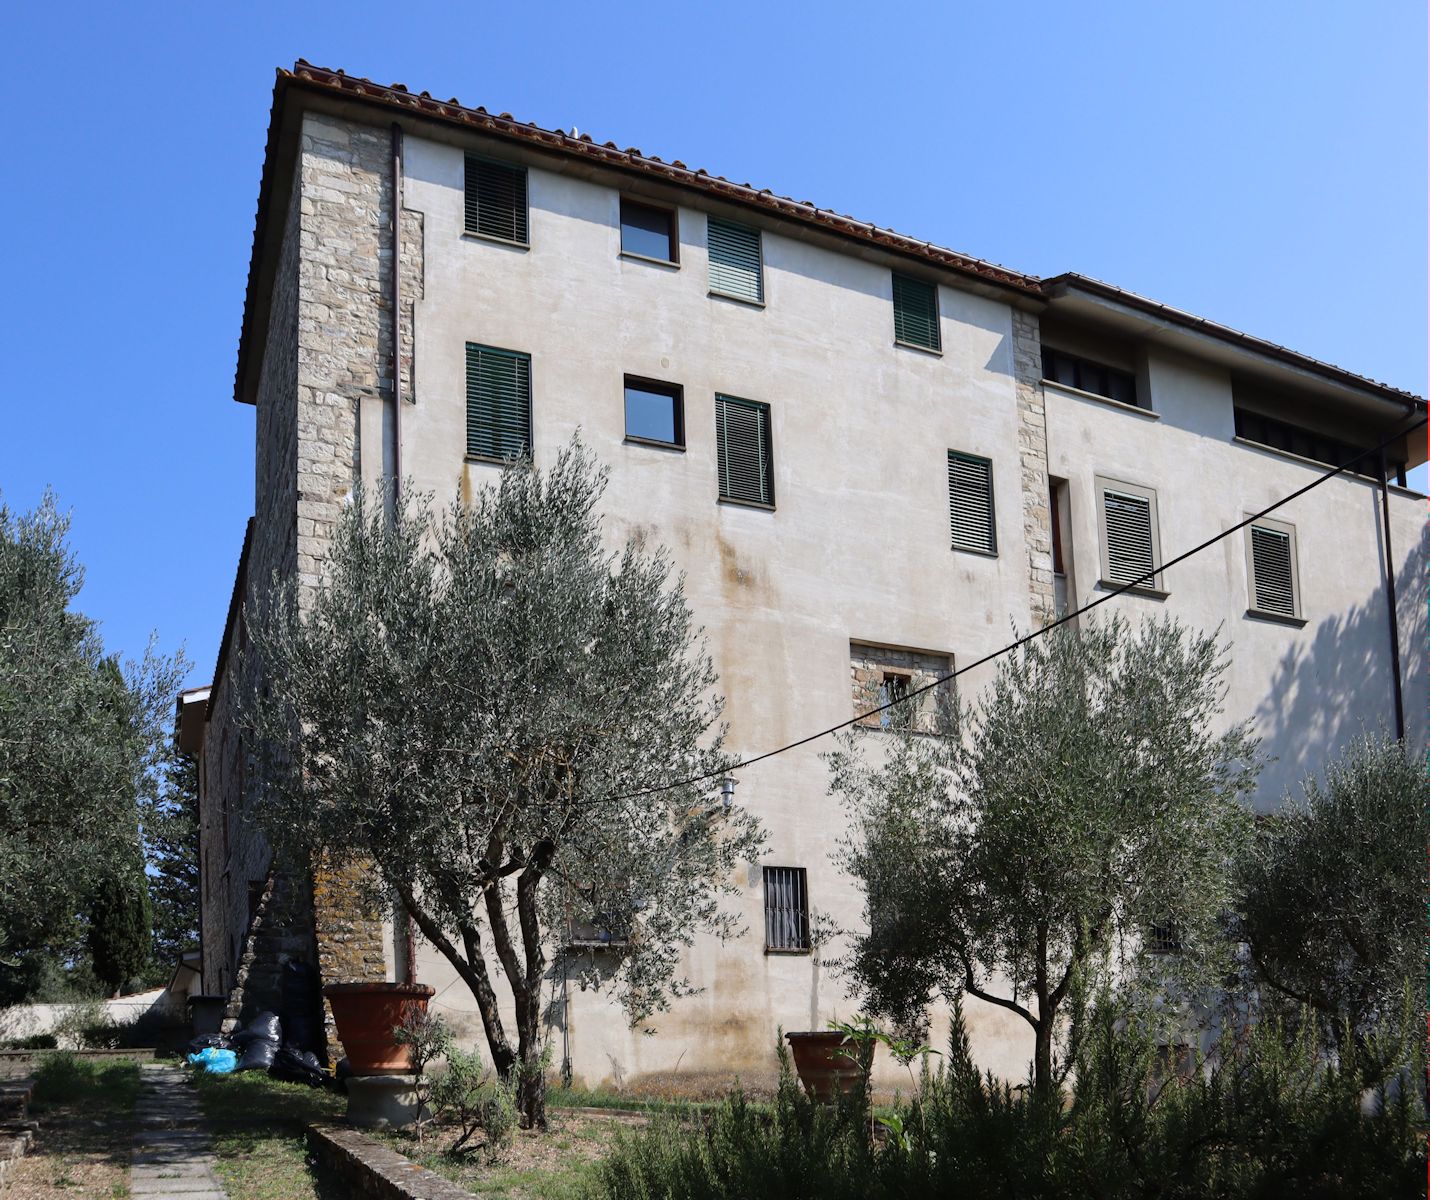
1251 518 1427 803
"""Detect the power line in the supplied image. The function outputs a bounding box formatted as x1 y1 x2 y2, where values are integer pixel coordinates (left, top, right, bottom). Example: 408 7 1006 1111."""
612 412 1426 803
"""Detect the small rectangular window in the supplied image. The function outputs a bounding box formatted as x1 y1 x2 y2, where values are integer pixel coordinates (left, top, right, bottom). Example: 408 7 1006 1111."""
466 344 532 461
892 273 941 351
620 198 678 263
464 156 529 245
1097 477 1162 591
624 376 684 448
707 217 764 303
1043 347 1142 409
716 395 774 507
1246 519 1301 620
947 451 996 555
1146 921 1182 955
763 866 809 953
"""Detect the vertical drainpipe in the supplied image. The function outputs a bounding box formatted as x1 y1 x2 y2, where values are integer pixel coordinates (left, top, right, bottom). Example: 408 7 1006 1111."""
390 119 418 985
1376 447 1405 742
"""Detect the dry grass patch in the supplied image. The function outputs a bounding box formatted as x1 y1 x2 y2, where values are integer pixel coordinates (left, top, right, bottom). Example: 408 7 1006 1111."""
6 1053 139 1199
377 1110 640 1198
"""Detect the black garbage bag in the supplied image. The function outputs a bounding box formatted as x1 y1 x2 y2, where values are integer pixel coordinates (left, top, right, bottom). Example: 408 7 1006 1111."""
234 1010 282 1071
236 1038 279 1072
269 1046 326 1088
246 1011 283 1043
187 1033 235 1055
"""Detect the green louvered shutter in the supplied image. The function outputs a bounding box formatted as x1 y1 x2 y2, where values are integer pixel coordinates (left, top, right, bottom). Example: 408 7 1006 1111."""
893 273 940 351
465 344 531 460
947 452 996 554
1103 488 1156 586
716 395 774 506
1250 525 1296 615
707 217 764 303
464 156 529 244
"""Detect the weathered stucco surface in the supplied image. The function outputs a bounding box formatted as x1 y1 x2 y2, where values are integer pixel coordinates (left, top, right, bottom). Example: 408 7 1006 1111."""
203 109 1426 1090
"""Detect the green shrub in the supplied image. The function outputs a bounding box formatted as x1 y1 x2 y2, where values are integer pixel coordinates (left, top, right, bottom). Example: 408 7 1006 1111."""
430 1045 518 1162
586 1001 1425 1200
1 1032 57 1050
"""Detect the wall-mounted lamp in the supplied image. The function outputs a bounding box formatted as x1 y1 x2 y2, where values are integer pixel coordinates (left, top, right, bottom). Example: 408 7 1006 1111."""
719 775 738 808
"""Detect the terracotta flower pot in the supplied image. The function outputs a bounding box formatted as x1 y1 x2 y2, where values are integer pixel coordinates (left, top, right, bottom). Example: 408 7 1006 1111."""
785 1030 873 1102
323 982 435 1075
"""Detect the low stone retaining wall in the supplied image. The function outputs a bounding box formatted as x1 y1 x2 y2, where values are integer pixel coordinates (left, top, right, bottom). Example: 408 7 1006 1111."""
0 1078 36 1187
307 1122 476 1200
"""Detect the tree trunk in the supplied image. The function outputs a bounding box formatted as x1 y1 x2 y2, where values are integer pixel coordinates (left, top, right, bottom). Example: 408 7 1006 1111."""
1033 1019 1055 1101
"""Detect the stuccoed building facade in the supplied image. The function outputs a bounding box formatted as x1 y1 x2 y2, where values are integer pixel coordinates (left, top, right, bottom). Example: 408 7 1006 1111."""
188 61 1427 1086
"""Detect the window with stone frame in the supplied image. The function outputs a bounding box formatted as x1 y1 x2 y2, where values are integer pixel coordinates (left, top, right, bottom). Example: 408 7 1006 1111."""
850 642 952 733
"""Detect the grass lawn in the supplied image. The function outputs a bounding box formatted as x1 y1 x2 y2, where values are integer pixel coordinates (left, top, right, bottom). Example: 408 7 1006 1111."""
6 1052 140 1199
192 1069 344 1200
375 1109 644 1199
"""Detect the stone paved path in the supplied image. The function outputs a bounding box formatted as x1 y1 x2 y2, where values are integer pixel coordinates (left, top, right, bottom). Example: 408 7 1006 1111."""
130 1065 227 1199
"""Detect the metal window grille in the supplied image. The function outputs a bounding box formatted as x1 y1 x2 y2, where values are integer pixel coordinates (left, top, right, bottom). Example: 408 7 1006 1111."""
763 867 809 952
948 452 996 554
893 273 940 351
707 217 764 302
464 156 529 244
1147 921 1182 955
716 395 774 505
1103 488 1156 586
1249 525 1296 616
465 344 532 460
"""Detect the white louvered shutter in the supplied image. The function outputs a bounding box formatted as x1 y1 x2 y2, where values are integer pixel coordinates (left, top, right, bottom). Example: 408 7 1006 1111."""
1251 526 1296 615
1103 489 1156 585
707 218 763 302
947 452 996 553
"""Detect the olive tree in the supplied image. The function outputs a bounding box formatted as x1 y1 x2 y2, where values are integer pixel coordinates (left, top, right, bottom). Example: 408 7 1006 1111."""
0 493 181 1000
242 441 763 1127
829 614 1258 1098
1238 731 1424 1057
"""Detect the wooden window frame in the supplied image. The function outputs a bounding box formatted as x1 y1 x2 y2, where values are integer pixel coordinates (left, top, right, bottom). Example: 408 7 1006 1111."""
1095 475 1166 596
1244 514 1305 626
623 375 686 451
620 197 680 266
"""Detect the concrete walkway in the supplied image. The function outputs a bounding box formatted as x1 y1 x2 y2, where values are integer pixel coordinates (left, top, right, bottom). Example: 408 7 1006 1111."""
130 1064 227 1199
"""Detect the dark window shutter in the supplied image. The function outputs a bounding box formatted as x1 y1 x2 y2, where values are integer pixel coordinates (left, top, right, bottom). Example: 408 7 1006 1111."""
465 344 531 460
464 157 528 244
716 395 774 505
893 273 940 351
1103 489 1155 585
947 452 996 554
763 867 809 951
1250 526 1296 615
707 217 763 302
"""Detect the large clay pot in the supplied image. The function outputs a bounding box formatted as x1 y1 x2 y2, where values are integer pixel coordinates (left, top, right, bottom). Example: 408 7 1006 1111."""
323 982 435 1075
785 1031 873 1102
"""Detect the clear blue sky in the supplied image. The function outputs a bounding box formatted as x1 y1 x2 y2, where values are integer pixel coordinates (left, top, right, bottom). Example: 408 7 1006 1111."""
1 1 1424 687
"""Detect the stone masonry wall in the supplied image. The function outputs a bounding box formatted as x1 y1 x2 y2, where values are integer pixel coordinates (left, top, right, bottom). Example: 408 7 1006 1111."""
295 114 395 1009
849 642 952 733
1012 309 1056 626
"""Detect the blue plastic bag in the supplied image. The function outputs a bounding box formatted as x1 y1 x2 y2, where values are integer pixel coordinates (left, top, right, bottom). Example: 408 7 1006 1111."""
186 1047 237 1074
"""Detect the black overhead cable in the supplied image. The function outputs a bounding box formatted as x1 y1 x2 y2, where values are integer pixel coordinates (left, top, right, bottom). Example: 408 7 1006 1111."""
610 412 1426 804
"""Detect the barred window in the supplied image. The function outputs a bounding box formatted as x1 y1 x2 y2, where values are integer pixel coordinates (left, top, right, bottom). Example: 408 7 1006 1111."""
763 867 809 953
